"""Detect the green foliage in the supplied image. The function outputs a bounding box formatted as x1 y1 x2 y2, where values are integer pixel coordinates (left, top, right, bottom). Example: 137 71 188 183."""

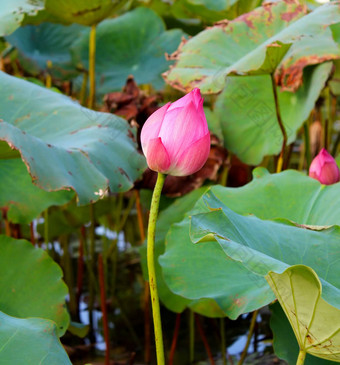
6 22 86 79
159 169 340 319
0 311 71 364
267 265 340 362
71 7 186 94
270 302 339 365
0 235 69 336
0 71 146 204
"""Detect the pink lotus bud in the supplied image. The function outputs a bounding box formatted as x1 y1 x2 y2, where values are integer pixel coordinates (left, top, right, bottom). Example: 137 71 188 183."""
309 148 340 185
141 88 210 176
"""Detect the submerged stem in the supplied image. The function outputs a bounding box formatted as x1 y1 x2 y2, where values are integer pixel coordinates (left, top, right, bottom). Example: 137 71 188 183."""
147 172 166 365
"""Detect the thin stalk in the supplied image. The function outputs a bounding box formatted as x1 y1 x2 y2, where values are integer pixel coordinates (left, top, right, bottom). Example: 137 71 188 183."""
304 122 311 171
135 190 146 244
195 315 215 365
45 60 52 88
147 172 166 365
219 165 229 187
237 310 258 365
98 254 110 365
88 25 96 109
220 318 227 365
168 314 181 365
79 72 88 106
144 282 151 364
271 74 287 173
296 350 306 365
324 86 331 150
189 310 195 363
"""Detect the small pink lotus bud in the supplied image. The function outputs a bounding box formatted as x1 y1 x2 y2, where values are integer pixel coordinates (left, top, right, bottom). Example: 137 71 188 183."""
309 148 340 185
141 88 210 176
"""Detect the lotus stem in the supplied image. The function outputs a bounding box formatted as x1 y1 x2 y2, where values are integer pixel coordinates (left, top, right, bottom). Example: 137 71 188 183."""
88 25 96 109
296 350 306 365
237 310 258 365
147 172 166 365
220 318 227 365
271 73 287 173
189 310 195 363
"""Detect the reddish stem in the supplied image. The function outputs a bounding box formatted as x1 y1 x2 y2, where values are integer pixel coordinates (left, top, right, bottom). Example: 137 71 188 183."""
195 314 215 365
168 313 181 365
98 253 110 365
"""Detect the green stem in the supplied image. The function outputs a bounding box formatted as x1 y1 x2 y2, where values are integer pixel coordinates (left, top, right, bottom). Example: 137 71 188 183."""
237 310 258 365
271 73 287 173
296 350 306 365
304 122 311 171
147 172 166 365
88 25 96 109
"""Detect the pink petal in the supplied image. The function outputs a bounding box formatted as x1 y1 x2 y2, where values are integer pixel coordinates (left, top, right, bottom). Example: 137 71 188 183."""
169 132 211 176
159 101 208 161
168 88 202 111
141 102 170 151
144 137 171 173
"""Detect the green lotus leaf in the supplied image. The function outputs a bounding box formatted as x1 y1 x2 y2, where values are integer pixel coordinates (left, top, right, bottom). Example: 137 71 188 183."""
140 187 226 317
0 235 69 336
71 7 186 94
6 22 86 80
0 71 146 204
164 1 340 94
270 302 339 365
266 265 340 362
159 174 340 318
214 62 332 164
0 158 74 224
0 311 71 364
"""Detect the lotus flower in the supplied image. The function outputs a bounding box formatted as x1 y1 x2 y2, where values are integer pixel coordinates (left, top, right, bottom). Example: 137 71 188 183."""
141 88 210 176
309 148 340 185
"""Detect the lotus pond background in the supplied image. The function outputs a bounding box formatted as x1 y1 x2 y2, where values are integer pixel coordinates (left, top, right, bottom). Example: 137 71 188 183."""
0 0 340 364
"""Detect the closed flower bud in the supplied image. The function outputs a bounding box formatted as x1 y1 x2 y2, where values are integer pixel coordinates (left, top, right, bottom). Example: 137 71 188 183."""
309 148 340 185
141 88 210 176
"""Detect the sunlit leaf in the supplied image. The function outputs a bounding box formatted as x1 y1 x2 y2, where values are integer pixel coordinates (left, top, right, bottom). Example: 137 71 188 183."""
267 266 340 362
164 1 340 94
0 72 146 204
0 311 71 364
270 302 339 365
0 235 69 336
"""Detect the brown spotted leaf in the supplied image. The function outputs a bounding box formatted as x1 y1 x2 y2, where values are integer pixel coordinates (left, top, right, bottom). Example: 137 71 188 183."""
164 0 340 94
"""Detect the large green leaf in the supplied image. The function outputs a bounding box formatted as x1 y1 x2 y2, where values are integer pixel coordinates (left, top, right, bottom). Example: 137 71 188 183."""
0 236 69 336
0 311 71 364
159 184 340 318
140 187 225 317
207 167 340 226
267 265 340 362
0 158 73 224
6 22 86 80
270 302 339 365
0 72 146 204
214 63 331 164
164 1 340 94
71 7 186 94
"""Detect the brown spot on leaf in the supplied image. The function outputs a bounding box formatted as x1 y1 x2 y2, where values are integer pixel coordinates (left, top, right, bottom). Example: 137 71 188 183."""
72 5 101 17
281 3 306 22
275 54 338 92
